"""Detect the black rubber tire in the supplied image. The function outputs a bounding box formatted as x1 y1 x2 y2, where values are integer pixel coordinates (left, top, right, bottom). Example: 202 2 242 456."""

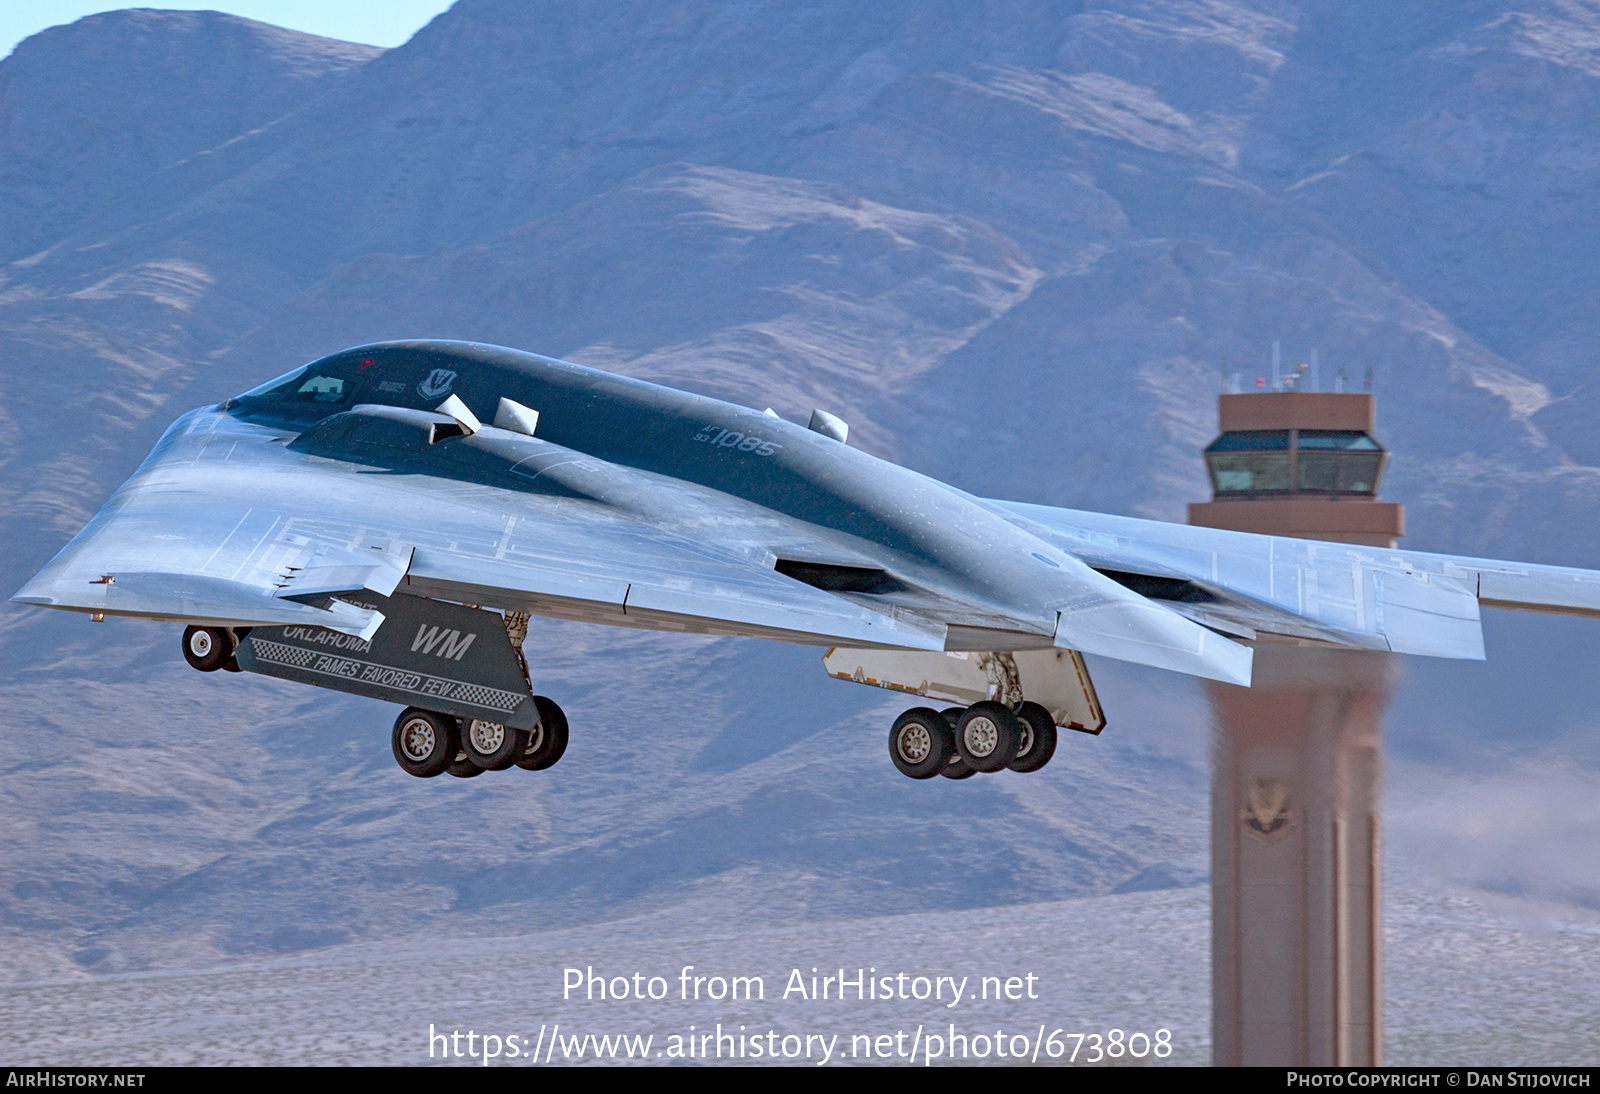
940 754 978 780
888 707 953 779
515 696 569 771
446 752 484 778
181 626 235 672
460 718 529 770
937 711 976 779
222 630 250 672
391 707 457 778
954 701 1020 773
1008 701 1059 773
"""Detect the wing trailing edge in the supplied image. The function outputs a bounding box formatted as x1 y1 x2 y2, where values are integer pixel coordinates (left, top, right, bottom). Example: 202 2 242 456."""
406 548 948 651
1475 566 1600 618
987 500 1600 662
1053 584 1255 687
272 542 413 604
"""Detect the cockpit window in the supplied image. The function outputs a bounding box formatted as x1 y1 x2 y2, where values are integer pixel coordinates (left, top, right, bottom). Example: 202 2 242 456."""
234 365 309 401
287 374 353 404
229 362 364 423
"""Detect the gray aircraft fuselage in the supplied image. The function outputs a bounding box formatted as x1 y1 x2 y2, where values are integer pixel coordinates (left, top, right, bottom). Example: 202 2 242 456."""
226 340 1073 648
228 343 1075 639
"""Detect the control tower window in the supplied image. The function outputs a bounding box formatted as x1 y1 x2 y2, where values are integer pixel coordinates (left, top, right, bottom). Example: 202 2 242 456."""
1296 431 1384 493
1205 429 1386 497
1205 431 1290 493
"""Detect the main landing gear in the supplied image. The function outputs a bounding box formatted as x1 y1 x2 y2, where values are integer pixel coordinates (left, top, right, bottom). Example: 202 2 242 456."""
182 625 246 672
888 700 1059 781
391 696 568 780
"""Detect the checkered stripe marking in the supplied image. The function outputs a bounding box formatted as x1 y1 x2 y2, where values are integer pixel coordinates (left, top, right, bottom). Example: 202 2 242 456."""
252 639 525 713
253 640 319 668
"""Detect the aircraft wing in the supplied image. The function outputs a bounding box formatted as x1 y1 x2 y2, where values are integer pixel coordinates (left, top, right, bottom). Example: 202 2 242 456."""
992 500 1600 661
13 410 947 651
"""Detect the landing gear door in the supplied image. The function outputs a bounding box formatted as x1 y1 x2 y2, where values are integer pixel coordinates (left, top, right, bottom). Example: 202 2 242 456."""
822 646 1105 734
1012 648 1105 734
823 647 994 706
235 592 537 730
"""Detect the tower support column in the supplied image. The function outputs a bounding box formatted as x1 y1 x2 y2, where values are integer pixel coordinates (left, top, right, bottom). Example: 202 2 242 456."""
1190 388 1402 1066
1207 648 1390 1066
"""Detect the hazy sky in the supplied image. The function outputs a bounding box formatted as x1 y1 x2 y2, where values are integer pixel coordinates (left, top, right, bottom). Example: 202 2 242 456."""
2 1 458 60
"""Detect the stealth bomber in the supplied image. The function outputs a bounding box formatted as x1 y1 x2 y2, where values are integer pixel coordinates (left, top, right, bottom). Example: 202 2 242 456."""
16 341 1600 781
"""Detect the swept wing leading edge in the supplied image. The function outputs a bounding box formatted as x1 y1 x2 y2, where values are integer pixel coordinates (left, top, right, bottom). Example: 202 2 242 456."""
14 408 950 652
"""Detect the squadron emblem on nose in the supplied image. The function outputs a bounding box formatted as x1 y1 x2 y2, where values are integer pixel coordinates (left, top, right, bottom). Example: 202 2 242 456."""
417 369 458 399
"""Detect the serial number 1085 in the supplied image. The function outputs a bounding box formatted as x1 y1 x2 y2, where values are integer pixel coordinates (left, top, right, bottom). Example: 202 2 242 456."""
694 426 783 457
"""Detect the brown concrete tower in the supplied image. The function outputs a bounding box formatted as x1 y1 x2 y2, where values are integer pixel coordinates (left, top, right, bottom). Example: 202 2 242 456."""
1191 390 1402 1066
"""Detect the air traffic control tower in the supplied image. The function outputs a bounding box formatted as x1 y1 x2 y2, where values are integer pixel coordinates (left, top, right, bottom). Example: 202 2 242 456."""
1190 389 1402 1066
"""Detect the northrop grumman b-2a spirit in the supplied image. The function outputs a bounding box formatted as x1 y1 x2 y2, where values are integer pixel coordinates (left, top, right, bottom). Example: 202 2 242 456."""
16 341 1600 781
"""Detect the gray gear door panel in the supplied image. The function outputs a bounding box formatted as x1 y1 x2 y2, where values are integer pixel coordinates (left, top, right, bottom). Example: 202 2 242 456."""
235 593 536 729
